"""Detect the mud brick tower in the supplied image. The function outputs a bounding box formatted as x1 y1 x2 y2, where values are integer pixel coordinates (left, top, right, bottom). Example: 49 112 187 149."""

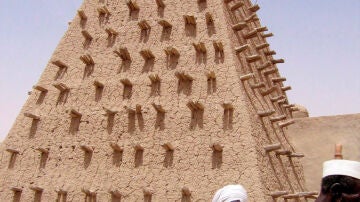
0 0 315 201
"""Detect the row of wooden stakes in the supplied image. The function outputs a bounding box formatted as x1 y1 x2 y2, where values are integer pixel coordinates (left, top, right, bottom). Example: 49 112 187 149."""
8 186 318 201
9 185 199 202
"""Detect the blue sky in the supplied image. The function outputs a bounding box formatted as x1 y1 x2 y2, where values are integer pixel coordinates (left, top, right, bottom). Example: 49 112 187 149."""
0 1 359 142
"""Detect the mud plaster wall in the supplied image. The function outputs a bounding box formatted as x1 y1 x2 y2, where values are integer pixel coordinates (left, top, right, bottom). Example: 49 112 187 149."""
0 0 306 201
288 114 360 192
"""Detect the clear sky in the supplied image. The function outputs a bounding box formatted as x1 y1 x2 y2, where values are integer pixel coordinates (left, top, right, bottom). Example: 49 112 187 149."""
0 1 359 142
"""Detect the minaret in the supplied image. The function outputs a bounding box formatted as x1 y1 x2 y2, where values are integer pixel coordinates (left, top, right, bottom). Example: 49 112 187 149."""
0 0 312 201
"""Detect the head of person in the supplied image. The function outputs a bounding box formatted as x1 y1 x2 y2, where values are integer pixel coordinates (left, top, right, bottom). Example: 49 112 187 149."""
212 184 248 202
315 160 360 202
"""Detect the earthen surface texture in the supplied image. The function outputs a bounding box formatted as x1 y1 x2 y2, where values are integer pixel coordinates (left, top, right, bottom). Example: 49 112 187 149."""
0 0 306 201
288 113 360 192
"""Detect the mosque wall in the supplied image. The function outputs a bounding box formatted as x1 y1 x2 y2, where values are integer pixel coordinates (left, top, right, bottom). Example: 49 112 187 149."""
0 0 308 201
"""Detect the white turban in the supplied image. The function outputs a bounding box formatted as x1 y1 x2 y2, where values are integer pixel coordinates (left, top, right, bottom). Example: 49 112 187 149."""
212 184 248 202
323 159 360 179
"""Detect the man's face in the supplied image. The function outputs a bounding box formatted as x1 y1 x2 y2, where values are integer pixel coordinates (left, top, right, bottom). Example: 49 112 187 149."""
315 178 360 202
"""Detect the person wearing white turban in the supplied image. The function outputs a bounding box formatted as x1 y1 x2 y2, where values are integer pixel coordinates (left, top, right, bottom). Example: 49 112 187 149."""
212 184 248 202
315 159 360 202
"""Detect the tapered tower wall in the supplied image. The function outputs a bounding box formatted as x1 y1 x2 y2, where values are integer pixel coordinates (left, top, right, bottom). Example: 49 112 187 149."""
0 0 308 201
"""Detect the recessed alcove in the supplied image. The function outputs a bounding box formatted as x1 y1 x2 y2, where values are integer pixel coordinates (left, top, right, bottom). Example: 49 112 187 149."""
33 85 48 105
103 107 117 134
164 47 179 68
187 101 204 130
197 0 207 11
206 71 216 94
158 20 172 41
114 47 131 72
181 187 191 202
6 149 19 169
30 186 43 202
11 187 22 202
126 0 139 13
80 54 95 78
93 80 104 102
194 42 207 63
80 145 93 168
152 103 165 130
56 189 67 202
127 108 136 133
120 79 133 99
155 0 165 8
81 30 92 49
109 190 122 202
24 112 40 137
97 6 110 24
184 15 196 37
69 109 82 134
175 72 193 96
213 41 224 62
126 0 139 20
149 74 161 96
110 143 123 167
105 28 118 47
193 42 207 62
53 82 70 105
138 20 151 42
77 10 87 27
140 49 155 72
222 103 233 130
211 143 223 169
135 105 144 131
114 47 131 61
134 144 144 167
143 188 153 202
52 60 68 80
162 143 174 168
82 189 96 202
36 147 49 169
206 12 216 36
